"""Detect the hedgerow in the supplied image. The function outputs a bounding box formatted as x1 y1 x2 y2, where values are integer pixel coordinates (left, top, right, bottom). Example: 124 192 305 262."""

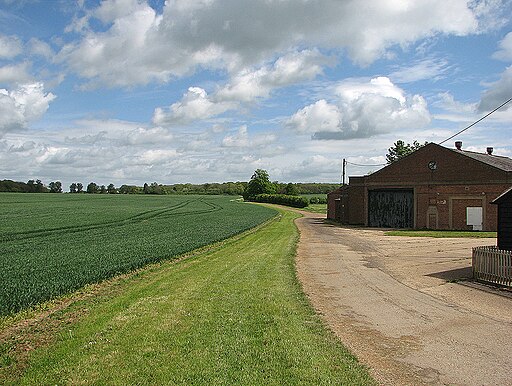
252 194 309 208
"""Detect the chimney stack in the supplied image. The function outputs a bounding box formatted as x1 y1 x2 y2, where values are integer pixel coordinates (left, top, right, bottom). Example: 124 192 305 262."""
487 147 493 155
455 141 462 150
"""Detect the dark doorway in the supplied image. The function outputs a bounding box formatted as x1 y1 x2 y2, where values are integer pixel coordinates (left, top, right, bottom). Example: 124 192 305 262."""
368 189 414 228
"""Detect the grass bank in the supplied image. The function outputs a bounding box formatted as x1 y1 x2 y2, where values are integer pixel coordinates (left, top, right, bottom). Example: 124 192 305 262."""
2 208 374 385
385 230 497 238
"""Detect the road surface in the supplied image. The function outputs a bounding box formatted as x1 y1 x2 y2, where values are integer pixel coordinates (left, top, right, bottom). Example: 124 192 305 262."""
295 212 512 386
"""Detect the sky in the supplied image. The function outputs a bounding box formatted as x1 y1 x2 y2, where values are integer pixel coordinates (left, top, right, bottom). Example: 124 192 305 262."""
1 0 512 188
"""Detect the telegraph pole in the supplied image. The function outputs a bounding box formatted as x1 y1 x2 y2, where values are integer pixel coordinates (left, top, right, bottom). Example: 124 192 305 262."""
342 158 346 186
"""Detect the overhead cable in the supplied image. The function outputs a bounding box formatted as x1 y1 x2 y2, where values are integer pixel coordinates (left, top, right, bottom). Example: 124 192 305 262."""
438 96 512 145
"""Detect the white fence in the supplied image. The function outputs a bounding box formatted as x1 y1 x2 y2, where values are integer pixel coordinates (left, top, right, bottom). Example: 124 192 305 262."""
472 246 512 287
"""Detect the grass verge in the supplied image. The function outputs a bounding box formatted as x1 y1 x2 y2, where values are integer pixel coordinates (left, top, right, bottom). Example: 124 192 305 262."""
2 208 374 385
385 230 497 238
302 203 327 214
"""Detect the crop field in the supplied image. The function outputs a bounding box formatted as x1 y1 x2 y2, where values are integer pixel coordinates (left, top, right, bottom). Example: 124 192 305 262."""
0 193 276 315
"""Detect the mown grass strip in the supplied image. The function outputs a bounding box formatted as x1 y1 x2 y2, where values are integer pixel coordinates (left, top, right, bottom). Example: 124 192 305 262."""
385 230 497 238
5 208 374 385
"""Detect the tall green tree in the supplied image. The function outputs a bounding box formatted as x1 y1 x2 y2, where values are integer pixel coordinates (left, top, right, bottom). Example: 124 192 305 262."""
107 183 117 194
86 182 98 194
386 140 427 164
77 182 83 193
243 169 276 200
49 181 62 193
69 183 77 193
284 182 299 196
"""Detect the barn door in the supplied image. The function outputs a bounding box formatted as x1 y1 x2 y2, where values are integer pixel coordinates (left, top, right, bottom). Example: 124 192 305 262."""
368 190 414 228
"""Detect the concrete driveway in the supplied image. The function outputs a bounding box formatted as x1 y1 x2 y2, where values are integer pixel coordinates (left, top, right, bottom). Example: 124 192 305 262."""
295 212 512 386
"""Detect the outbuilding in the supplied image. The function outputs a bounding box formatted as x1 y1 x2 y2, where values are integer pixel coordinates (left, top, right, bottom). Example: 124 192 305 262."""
328 142 512 231
491 187 512 250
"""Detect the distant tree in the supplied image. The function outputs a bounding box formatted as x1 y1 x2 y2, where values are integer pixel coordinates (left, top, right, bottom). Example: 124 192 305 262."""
99 185 107 194
86 182 98 194
69 183 77 193
35 179 45 193
243 169 276 200
49 181 62 193
27 179 36 192
107 183 117 194
284 182 299 196
77 182 83 193
119 184 141 194
386 140 428 164
143 183 149 194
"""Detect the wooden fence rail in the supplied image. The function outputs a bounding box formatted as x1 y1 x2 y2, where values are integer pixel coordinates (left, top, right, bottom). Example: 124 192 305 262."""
472 246 512 287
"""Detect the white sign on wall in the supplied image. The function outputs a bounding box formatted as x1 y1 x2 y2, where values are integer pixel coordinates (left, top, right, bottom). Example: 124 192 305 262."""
466 207 483 231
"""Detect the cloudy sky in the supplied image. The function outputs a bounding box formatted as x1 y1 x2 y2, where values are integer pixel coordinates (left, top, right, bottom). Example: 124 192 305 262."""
1 0 512 188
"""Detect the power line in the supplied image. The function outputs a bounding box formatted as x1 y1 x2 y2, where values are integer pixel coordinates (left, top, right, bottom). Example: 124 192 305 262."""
439 96 512 145
345 160 386 167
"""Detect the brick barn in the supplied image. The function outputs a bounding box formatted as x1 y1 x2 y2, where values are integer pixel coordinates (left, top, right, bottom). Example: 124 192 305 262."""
327 142 512 231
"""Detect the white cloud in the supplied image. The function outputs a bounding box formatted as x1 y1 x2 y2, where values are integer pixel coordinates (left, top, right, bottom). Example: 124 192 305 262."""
478 66 512 112
0 62 32 84
286 77 430 140
0 83 56 137
285 100 342 135
435 92 477 113
27 38 54 59
217 50 331 102
153 87 235 126
59 0 487 88
221 125 276 148
493 32 512 61
125 126 173 145
139 149 178 165
0 34 22 59
282 155 341 180
388 57 451 83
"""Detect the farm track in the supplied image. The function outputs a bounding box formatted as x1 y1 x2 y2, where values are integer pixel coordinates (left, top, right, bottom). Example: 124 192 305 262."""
295 211 512 386
0 199 223 242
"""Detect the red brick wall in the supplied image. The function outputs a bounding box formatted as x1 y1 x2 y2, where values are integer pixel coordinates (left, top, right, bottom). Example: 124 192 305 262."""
365 143 511 186
327 189 341 220
328 144 511 230
348 185 365 225
415 184 509 231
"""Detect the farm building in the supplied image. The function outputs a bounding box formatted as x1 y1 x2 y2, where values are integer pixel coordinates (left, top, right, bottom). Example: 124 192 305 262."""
328 142 512 231
491 187 512 250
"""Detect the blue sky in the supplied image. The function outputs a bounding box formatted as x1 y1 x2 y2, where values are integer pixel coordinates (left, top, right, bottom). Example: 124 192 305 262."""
1 0 511 188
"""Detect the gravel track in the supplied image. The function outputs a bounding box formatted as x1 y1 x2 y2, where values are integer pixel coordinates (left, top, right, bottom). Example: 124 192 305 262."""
295 212 512 386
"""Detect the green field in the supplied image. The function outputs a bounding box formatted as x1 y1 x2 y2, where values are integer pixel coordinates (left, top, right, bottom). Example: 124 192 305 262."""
0 193 276 315
2 207 373 385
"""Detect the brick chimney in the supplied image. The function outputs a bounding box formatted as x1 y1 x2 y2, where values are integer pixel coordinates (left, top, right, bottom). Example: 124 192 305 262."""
455 141 462 150
487 147 493 155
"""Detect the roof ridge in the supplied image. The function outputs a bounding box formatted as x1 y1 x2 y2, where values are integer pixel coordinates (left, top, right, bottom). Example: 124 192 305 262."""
455 148 511 159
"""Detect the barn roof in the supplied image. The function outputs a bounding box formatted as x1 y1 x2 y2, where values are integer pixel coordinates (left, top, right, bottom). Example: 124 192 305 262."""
491 186 512 204
452 149 512 172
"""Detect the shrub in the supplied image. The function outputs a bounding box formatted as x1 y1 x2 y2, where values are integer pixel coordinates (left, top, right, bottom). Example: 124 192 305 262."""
253 194 309 208
309 197 327 204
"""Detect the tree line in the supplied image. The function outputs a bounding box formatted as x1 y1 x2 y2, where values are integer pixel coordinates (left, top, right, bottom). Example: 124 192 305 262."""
0 179 339 195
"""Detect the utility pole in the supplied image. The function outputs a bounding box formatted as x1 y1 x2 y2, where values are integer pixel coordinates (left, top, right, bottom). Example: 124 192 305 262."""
342 158 346 186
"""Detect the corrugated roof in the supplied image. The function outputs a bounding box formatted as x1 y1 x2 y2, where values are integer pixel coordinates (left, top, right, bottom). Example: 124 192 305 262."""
451 149 512 172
